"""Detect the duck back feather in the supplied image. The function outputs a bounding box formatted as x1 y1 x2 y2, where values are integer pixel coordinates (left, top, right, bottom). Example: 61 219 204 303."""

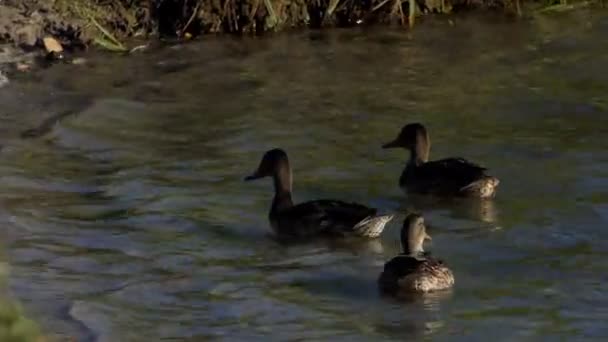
271 199 392 238
379 254 454 293
402 157 499 198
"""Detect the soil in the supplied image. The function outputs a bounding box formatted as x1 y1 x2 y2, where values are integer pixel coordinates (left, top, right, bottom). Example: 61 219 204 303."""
0 0 89 49
0 0 527 76
0 0 91 75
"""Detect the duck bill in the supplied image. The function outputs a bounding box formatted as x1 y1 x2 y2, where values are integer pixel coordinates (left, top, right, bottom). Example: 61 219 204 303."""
244 170 263 181
382 139 400 149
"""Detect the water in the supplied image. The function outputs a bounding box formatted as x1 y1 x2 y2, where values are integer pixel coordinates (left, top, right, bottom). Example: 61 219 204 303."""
1 10 608 341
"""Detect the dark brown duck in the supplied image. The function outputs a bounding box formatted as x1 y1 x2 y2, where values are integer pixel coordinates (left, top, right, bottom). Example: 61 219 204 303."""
245 148 394 239
382 123 499 198
378 213 454 294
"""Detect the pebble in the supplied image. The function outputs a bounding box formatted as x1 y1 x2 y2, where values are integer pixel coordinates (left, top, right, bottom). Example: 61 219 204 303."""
0 70 8 88
71 57 87 65
16 62 31 71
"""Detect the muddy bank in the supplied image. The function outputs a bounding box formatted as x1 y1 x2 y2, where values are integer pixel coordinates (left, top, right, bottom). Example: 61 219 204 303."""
0 0 601 76
0 0 514 51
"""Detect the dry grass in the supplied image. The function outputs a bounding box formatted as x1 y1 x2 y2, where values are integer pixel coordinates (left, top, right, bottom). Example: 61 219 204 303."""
43 0 601 51
52 0 147 50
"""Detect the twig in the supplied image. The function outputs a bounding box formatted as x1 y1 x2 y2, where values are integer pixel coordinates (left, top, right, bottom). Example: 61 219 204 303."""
89 15 127 51
221 0 231 23
392 0 406 27
390 0 400 24
180 0 203 37
324 0 342 22
409 0 415 28
372 0 392 12
263 0 278 29
72 2 126 51
248 0 261 29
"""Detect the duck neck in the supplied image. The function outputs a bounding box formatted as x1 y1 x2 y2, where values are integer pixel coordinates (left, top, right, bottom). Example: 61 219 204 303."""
408 143 430 166
402 236 425 257
270 163 293 214
403 244 425 257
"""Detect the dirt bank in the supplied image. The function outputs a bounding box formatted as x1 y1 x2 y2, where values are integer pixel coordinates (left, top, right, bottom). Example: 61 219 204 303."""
0 0 597 75
0 0 513 49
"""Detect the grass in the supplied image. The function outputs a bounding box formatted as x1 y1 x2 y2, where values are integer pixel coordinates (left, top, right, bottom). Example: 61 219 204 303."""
0 299 44 342
33 0 608 52
52 0 137 51
0 262 44 342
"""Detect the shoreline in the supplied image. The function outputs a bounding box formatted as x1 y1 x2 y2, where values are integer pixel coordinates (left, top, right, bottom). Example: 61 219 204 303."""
0 0 602 80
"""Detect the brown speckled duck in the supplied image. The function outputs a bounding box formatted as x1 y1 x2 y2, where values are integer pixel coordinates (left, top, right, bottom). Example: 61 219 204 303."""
245 148 394 239
382 123 499 198
378 213 454 294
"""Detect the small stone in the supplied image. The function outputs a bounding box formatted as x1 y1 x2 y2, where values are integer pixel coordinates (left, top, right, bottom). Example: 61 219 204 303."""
15 25 39 47
43 36 63 53
0 71 8 88
71 57 87 65
129 44 148 53
15 62 30 71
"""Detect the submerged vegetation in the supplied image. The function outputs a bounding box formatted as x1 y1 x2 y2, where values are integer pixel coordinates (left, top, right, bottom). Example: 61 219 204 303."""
0 262 44 342
0 299 44 342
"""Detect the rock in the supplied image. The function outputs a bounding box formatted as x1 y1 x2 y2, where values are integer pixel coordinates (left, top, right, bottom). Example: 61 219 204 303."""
14 25 40 47
0 70 8 88
1 43 37 72
43 36 66 62
43 36 63 53
16 62 31 71
71 57 87 65
129 44 148 53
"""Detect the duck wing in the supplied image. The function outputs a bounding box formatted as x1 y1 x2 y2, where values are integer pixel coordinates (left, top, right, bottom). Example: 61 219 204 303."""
379 254 453 293
416 158 489 192
382 254 426 277
378 255 424 292
276 199 378 236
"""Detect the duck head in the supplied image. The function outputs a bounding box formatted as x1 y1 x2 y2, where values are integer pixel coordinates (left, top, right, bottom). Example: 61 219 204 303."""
382 123 431 163
244 148 292 186
401 213 432 256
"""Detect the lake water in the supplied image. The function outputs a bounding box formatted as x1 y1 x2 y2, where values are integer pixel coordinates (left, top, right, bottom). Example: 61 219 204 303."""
1 9 608 341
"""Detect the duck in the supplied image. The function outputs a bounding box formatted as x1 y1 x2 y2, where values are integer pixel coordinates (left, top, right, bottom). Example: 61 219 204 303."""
378 213 454 294
245 148 394 239
382 123 499 198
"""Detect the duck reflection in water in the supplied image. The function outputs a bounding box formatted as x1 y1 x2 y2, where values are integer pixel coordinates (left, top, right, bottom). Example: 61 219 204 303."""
402 193 499 224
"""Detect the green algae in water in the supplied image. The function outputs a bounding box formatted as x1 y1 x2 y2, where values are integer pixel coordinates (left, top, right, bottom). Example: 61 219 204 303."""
0 262 45 342
0 300 44 342
0 264 44 342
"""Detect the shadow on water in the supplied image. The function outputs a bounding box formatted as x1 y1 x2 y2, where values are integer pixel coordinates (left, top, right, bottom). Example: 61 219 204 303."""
268 233 388 257
375 287 455 339
397 193 501 225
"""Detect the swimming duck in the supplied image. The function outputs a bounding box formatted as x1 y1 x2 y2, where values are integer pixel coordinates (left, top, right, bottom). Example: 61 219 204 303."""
382 123 499 198
378 213 454 294
245 148 394 239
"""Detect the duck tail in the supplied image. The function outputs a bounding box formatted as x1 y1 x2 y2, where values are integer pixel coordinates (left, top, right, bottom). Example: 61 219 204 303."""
461 176 500 198
353 214 395 238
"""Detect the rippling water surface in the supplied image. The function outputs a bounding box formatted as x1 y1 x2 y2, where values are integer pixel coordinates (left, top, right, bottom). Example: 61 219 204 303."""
1 10 608 341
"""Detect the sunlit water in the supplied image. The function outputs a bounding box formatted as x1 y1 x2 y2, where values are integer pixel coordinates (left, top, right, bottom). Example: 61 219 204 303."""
1 10 608 341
